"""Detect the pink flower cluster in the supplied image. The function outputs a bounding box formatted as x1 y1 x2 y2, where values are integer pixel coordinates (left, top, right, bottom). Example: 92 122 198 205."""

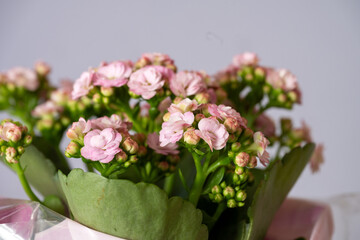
169 71 207 98
32 101 64 119
232 52 259 67
135 52 176 70
0 121 24 142
2 67 39 91
67 115 133 163
266 68 302 103
72 60 133 100
159 98 234 151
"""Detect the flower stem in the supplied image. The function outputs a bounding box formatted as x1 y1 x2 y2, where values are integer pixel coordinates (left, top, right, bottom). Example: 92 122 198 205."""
188 152 205 207
13 163 40 202
208 202 227 230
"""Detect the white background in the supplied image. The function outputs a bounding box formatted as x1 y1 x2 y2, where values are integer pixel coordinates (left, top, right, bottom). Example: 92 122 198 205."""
0 0 359 201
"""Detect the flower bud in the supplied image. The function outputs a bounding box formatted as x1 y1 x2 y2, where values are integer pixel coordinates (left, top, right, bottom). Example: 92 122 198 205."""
102 97 110 105
223 186 235 199
228 134 237 143
17 146 25 155
243 128 253 138
137 146 147 157
227 199 237 208
35 61 51 76
280 118 292 133
194 92 210 104
211 185 222 194
244 73 253 81
237 202 245 207
122 138 139 155
287 91 297 102
277 93 286 103
163 112 171 122
235 190 247 202
214 194 223 203
115 151 128 163
220 181 227 189
235 166 244 175
5 147 17 163
232 174 240 184
235 152 250 167
254 67 265 79
24 135 33 146
168 155 180 164
195 113 205 122
228 151 235 159
132 133 146 145
231 142 241 152
184 128 200 145
92 93 102 104
6 127 22 142
100 87 114 97
248 156 257 168
263 85 271 93
224 117 240 133
129 155 138 163
158 161 169 171
65 141 81 158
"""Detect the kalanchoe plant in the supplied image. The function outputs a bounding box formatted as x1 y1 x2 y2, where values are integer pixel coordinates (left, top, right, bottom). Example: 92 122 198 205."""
0 52 324 240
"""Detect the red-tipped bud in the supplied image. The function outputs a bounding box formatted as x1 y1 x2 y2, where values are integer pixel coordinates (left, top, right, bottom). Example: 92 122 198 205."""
115 151 128 163
227 199 237 208
100 87 114 97
158 161 169 171
122 138 139 155
235 190 247 202
235 152 250 167
195 113 205 122
224 117 240 133
137 146 147 157
248 156 257 168
223 186 235 199
194 92 210 104
5 147 17 163
65 141 81 158
35 61 51 76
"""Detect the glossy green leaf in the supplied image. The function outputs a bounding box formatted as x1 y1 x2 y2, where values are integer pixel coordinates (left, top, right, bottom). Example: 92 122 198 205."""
210 143 315 240
59 169 208 240
203 167 225 194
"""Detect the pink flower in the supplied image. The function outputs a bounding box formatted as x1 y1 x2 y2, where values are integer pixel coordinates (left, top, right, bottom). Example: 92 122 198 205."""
310 144 324 173
90 114 131 133
170 71 207 97
147 133 179 155
6 67 39 91
81 128 122 163
168 98 199 114
252 132 270 166
128 66 174 100
93 61 132 87
195 118 229 151
139 53 175 66
208 104 247 128
266 68 301 103
232 52 259 67
0 122 23 142
50 79 73 105
34 61 51 76
254 114 276 138
159 112 194 146
32 101 63 118
72 71 94 100
66 117 92 140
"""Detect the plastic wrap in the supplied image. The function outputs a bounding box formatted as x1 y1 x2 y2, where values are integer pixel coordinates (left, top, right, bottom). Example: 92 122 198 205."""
0 198 124 240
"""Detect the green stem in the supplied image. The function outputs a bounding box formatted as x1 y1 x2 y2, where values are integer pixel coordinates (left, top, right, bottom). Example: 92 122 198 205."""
208 203 227 230
55 146 71 174
206 157 230 176
13 163 40 202
86 163 94 172
163 173 175 196
103 164 119 177
188 152 205 207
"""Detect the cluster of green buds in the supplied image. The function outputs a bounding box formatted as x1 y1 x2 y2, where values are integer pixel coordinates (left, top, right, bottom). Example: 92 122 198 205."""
0 119 32 163
154 155 180 174
209 168 252 208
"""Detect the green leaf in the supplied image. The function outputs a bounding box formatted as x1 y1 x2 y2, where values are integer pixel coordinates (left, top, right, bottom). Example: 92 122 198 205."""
203 167 225 194
210 143 315 240
59 169 208 240
20 145 63 198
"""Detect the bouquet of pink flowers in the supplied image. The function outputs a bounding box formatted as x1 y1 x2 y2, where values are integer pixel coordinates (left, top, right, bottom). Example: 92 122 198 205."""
0 52 324 239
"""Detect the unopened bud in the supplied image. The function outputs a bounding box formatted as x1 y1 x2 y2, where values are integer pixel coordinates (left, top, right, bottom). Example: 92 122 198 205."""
228 151 235 158
223 186 235 199
195 113 205 122
158 161 169 171
137 146 147 157
244 73 253 81
168 155 180 164
211 185 222 194
248 156 257 168
263 85 271 93
17 146 25 155
128 91 139 99
254 67 265 79
100 87 114 97
184 129 200 145
129 155 138 163
235 152 250 167
243 128 253 138
224 117 240 133
280 118 292 133
5 147 17 163
6 128 22 142
235 166 244 175
163 112 171 122
122 138 139 154
194 92 210 104
231 142 241 152
35 61 51 76
232 174 240 184
92 93 102 104
65 141 81 158
228 134 237 143
277 93 286 103
214 194 223 203
220 181 227 189
237 202 245 207
227 199 237 208
24 135 32 146
235 190 247 202
288 91 297 102
132 133 146 145
115 151 128 163
102 97 110 105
